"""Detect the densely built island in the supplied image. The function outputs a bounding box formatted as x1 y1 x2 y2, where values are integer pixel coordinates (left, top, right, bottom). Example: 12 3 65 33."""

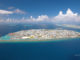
0 29 80 41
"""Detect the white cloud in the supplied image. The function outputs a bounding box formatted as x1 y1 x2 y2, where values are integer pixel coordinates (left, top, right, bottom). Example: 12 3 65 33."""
30 15 49 21
0 15 49 23
13 9 26 14
8 7 15 9
0 10 13 14
53 8 80 24
0 9 26 15
0 8 80 24
8 7 26 14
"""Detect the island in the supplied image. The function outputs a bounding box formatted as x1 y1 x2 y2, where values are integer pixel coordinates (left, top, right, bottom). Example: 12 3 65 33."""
0 29 80 42
57 24 80 29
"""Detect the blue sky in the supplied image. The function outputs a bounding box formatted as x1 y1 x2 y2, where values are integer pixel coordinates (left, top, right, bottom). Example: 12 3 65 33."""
0 0 80 24
0 0 80 17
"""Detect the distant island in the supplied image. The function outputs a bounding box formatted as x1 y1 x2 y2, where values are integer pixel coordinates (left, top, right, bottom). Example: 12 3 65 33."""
57 24 80 29
0 29 80 42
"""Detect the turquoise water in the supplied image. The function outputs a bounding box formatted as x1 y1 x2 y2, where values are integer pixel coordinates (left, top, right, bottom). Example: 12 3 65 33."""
0 35 11 40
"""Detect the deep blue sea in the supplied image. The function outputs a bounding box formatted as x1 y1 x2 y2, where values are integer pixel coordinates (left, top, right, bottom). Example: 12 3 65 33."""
0 24 80 60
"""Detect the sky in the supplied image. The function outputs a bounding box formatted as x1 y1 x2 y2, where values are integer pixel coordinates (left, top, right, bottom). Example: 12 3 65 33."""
0 0 80 24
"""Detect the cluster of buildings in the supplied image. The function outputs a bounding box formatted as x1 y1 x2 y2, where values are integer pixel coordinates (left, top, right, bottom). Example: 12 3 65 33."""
7 29 80 40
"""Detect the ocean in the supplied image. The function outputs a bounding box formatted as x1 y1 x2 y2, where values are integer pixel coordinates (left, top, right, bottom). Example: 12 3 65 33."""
0 24 80 60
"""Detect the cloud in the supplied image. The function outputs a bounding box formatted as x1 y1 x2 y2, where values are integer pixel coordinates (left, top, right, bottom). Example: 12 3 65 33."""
0 7 26 15
0 9 26 15
13 9 26 14
8 7 15 9
53 8 80 24
30 15 49 21
0 8 80 25
8 7 26 14
0 15 49 23
0 10 13 14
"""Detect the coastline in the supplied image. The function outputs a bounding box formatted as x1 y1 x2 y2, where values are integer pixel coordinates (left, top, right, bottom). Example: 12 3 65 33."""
0 37 80 43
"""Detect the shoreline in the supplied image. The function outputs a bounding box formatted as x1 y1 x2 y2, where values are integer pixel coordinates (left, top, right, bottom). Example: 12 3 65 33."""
0 37 80 43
